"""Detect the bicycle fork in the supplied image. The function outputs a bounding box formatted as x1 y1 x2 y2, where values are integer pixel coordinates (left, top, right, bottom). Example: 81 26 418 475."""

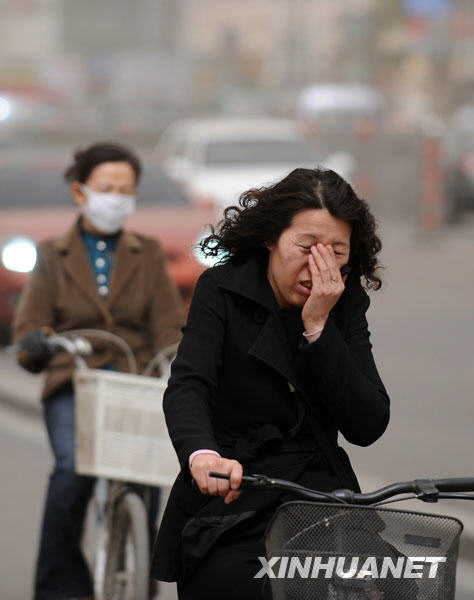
92 477 110 600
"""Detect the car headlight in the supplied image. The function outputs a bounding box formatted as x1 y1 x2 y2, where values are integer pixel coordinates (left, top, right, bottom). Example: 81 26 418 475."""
2 238 37 273
0 96 11 122
192 231 226 268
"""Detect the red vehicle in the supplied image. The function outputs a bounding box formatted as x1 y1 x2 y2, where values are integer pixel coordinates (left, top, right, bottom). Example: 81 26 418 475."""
0 151 212 341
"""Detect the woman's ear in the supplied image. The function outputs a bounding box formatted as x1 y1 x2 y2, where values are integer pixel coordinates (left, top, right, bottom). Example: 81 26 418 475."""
70 181 87 207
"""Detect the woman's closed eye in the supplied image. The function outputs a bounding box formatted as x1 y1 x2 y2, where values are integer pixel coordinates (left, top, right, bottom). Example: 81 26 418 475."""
298 243 344 257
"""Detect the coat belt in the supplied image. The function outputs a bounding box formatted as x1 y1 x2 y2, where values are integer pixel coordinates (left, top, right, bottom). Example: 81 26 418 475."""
216 406 309 463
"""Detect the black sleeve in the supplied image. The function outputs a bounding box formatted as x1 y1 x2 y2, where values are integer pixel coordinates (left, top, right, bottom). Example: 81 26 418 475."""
163 268 225 475
296 281 390 446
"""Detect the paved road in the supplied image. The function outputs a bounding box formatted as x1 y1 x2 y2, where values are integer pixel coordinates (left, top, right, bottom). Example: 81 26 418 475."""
0 405 46 600
0 401 179 600
1 220 473 598
343 221 474 498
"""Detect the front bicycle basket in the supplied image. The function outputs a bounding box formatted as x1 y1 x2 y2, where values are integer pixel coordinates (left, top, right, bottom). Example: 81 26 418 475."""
74 369 179 487
264 501 463 600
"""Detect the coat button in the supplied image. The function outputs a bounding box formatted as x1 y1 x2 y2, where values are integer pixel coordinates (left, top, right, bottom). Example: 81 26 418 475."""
253 310 266 324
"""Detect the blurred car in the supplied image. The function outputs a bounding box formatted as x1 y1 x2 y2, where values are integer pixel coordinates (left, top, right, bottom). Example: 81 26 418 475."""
443 105 474 221
153 117 351 216
0 86 73 140
0 151 212 340
295 83 386 138
294 83 386 201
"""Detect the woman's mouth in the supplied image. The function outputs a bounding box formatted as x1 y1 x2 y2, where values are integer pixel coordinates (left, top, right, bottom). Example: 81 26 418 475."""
298 281 312 295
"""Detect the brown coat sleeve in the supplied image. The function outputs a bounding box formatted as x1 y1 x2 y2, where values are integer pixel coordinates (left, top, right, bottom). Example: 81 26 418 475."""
12 242 57 373
147 238 186 356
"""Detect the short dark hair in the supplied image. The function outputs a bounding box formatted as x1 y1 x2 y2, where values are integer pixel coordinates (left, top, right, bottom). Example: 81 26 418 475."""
64 142 142 184
200 167 383 290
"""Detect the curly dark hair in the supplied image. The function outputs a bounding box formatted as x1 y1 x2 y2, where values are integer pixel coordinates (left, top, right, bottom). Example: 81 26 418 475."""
200 167 383 290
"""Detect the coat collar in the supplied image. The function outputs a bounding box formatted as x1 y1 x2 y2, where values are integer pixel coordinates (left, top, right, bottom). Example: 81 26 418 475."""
54 218 143 255
216 251 277 311
217 252 304 395
53 219 143 323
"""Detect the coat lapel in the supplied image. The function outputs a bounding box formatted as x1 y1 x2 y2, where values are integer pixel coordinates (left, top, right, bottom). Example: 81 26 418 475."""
107 231 142 308
247 308 301 390
218 253 304 395
54 221 112 324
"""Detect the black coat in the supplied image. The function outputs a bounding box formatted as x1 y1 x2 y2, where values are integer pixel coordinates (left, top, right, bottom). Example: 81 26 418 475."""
151 252 390 582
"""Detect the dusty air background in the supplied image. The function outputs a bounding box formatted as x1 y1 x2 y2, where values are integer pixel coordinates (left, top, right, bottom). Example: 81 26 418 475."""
0 1 473 598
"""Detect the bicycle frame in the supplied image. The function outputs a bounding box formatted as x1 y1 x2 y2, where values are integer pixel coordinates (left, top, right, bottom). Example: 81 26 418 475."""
28 331 174 600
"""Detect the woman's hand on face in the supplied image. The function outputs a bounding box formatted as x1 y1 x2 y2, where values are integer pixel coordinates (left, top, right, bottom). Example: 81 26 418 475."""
301 243 346 333
190 454 243 504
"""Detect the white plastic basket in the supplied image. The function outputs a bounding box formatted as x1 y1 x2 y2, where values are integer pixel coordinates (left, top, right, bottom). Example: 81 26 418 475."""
73 368 180 487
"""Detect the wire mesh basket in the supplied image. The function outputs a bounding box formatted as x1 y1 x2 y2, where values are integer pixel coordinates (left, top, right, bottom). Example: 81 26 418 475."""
74 368 179 487
264 501 463 600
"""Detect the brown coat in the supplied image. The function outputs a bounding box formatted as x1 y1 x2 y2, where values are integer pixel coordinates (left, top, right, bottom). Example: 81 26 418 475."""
12 219 185 401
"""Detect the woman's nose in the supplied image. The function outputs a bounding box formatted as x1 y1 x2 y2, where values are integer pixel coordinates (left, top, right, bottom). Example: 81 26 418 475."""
301 262 311 279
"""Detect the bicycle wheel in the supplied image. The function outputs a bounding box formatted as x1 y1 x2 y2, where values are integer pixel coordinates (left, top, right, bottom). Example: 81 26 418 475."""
103 491 149 600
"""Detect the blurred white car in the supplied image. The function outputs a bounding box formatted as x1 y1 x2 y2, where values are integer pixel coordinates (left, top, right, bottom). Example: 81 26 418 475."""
153 117 352 217
294 84 386 200
296 83 385 137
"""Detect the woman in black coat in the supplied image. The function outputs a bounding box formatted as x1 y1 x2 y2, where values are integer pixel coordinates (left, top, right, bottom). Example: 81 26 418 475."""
151 167 390 599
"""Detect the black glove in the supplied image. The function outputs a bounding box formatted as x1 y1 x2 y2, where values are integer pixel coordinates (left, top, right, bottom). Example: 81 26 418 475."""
19 329 51 359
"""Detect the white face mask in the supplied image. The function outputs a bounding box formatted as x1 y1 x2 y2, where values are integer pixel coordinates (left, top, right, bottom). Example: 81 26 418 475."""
80 185 136 234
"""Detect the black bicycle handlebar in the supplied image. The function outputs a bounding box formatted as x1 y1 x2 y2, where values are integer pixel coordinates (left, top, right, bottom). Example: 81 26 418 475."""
433 478 474 492
209 472 474 505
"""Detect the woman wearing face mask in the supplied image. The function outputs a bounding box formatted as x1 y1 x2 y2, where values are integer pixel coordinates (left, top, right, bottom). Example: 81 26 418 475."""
12 142 185 600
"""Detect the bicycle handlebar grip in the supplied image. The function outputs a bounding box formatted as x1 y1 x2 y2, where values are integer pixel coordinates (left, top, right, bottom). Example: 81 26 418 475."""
434 478 474 492
209 471 229 481
208 472 266 489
